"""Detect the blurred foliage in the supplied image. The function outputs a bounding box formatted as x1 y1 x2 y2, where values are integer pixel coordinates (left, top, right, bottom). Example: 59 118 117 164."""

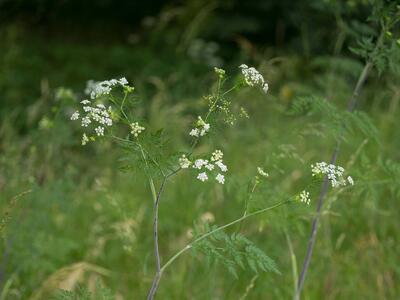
1 0 400 299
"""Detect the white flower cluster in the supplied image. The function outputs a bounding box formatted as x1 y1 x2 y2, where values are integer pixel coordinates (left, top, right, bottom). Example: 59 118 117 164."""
178 150 227 184
239 64 269 94
71 99 114 145
85 77 129 99
189 116 210 137
257 167 269 178
130 122 145 137
311 162 354 188
299 190 311 205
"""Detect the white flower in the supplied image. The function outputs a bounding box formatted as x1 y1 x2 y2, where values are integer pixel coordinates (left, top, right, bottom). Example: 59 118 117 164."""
205 164 215 171
262 83 269 94
215 160 227 172
193 159 207 169
80 100 91 105
257 167 269 177
81 133 89 146
95 126 104 136
179 155 191 169
299 190 310 205
197 172 208 182
347 176 354 185
86 78 130 99
130 122 145 137
189 128 200 137
211 150 223 162
311 162 352 188
239 64 269 94
190 116 210 137
81 116 91 127
119 77 128 85
71 111 80 120
216 173 225 184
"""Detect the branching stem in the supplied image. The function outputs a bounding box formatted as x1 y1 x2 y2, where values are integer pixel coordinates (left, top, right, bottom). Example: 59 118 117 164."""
294 28 385 300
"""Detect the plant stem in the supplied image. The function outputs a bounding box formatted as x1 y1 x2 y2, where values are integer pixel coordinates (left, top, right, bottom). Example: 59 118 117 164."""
147 177 167 300
160 200 291 274
294 28 385 300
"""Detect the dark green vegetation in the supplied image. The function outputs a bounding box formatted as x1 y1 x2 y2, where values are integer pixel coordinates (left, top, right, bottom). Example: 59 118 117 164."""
1 1 399 299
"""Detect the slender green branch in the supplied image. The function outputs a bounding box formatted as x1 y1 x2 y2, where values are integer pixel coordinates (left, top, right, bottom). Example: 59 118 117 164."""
160 200 292 274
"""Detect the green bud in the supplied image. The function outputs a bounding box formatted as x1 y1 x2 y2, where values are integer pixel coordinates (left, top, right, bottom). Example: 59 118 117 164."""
214 67 226 79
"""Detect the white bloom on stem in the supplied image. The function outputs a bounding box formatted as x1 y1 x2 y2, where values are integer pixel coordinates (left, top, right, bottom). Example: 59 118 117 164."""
347 176 354 185
190 128 200 137
262 83 269 94
311 161 353 188
95 126 104 136
205 163 215 171
71 111 80 120
81 133 89 146
257 167 269 177
197 172 208 182
216 173 225 184
130 122 145 137
190 116 210 137
299 190 311 205
215 160 227 172
86 77 130 99
211 150 223 162
179 155 191 169
193 159 207 169
239 64 269 94
81 116 91 127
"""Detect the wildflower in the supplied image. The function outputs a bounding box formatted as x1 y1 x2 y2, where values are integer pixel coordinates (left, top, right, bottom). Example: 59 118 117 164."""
214 67 225 78
197 172 208 182
95 126 104 136
211 150 223 162
311 162 353 188
347 176 354 185
71 111 80 120
257 167 269 177
215 160 227 172
179 155 191 169
130 122 145 137
81 133 89 146
239 64 269 94
189 128 200 137
86 77 130 99
216 173 225 184
81 116 91 127
262 83 269 94
205 163 215 171
190 116 210 137
193 159 207 169
299 190 311 205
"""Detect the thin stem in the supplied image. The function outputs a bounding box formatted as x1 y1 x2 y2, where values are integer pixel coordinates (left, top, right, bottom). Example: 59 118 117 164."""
147 177 167 300
294 28 385 300
160 200 292 274
285 229 298 297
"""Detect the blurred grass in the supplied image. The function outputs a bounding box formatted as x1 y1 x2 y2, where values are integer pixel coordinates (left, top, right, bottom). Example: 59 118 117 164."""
1 11 400 300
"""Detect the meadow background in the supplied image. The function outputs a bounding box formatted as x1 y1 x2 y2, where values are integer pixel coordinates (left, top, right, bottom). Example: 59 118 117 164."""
1 0 399 299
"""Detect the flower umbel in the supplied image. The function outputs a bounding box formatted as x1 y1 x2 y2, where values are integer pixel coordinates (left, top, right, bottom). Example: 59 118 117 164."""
130 122 145 137
179 155 191 169
189 116 210 137
239 64 269 94
311 162 354 188
299 190 311 205
178 150 228 184
85 77 129 99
